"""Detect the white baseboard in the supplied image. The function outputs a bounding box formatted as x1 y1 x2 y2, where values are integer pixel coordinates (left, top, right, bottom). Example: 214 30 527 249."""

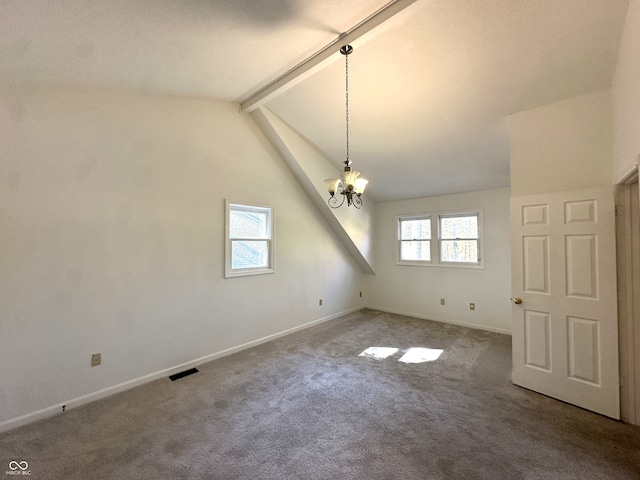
365 305 512 335
0 306 363 434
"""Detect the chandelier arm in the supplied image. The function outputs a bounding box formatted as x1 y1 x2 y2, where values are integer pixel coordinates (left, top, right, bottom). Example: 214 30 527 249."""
328 193 346 209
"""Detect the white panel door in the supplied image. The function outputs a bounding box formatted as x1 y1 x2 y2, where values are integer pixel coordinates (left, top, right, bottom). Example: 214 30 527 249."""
511 186 619 418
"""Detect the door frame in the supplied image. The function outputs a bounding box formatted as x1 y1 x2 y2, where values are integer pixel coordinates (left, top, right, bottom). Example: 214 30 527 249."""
615 166 640 425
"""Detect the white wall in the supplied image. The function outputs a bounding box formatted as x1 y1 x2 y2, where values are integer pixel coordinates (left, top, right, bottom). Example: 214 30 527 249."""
365 188 511 334
510 88 613 196
613 0 640 181
0 89 365 430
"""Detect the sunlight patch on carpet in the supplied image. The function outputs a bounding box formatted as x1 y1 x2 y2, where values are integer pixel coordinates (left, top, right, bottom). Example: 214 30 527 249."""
359 347 444 363
359 347 399 359
398 348 443 363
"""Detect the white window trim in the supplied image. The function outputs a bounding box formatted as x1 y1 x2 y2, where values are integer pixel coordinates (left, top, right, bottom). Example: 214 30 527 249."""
396 208 485 269
225 200 275 278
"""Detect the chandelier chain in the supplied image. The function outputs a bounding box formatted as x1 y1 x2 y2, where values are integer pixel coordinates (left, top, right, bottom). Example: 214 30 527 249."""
345 50 349 164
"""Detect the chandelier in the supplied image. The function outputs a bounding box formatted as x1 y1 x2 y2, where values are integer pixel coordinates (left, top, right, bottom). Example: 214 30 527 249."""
324 45 368 209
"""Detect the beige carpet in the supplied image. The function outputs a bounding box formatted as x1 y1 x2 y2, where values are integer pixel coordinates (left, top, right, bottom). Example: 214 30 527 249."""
1 309 639 479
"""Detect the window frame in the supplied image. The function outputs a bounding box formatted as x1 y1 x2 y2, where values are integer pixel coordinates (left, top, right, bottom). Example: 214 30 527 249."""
396 208 484 269
225 200 275 278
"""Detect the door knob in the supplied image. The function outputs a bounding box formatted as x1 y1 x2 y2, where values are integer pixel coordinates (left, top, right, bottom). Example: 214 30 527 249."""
511 297 523 304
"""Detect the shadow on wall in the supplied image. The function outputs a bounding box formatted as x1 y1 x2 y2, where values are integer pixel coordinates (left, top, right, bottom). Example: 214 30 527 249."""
189 0 340 32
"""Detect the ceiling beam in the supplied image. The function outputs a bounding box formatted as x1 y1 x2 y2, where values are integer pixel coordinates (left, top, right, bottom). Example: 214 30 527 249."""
239 0 421 113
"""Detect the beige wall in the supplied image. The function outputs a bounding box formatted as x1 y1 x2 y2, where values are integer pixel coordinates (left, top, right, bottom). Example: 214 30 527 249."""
613 0 640 181
509 88 613 196
0 89 365 430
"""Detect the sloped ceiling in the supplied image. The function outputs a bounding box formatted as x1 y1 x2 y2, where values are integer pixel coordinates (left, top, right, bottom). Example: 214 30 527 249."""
1 0 630 202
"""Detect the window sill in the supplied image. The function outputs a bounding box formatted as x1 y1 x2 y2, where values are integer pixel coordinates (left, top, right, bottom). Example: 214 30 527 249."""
396 260 484 270
224 267 275 279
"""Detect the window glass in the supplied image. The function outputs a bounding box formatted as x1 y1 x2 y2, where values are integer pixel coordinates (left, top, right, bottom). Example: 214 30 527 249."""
400 219 431 240
401 240 431 261
231 240 269 269
440 215 478 239
440 239 478 263
229 209 269 239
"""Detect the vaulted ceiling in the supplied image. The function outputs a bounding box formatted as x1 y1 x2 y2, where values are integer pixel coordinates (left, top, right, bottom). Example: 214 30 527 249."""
1 0 630 202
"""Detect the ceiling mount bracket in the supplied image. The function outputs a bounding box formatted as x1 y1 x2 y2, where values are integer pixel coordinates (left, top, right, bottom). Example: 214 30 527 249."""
340 45 353 56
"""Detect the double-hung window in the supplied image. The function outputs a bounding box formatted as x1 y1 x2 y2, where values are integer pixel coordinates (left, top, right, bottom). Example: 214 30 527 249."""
438 213 480 264
399 216 432 262
225 201 274 278
397 209 483 268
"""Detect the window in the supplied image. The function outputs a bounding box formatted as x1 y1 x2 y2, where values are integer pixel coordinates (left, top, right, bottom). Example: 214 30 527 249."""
439 213 479 264
399 216 432 262
225 201 274 278
397 209 483 268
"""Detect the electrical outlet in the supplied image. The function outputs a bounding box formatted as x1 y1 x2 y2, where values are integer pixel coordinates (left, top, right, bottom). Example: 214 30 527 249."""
91 353 101 367
470 303 475 311
440 298 445 305
319 299 322 306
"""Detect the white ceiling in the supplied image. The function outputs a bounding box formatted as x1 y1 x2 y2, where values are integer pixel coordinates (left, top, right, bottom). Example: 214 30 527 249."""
1 0 630 202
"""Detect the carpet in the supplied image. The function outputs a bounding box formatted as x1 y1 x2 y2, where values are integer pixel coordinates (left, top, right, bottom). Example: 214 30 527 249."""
1 309 639 479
